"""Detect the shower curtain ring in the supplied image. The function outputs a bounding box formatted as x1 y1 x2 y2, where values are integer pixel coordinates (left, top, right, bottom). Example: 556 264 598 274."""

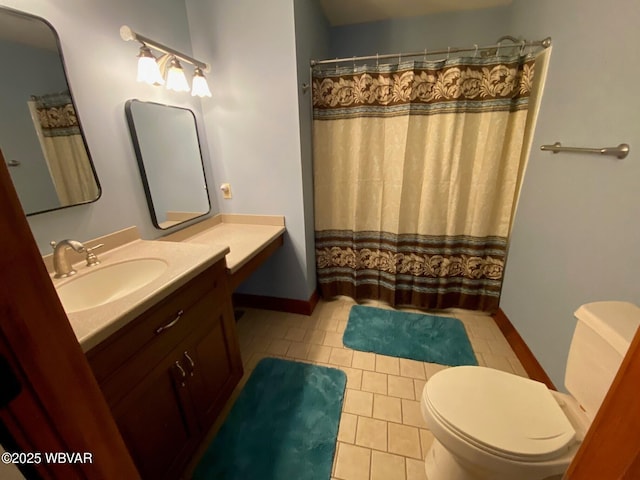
376 53 379 67
473 44 478 58
353 56 356 69
446 46 451 60
496 42 502 56
520 40 526 56
423 48 428 62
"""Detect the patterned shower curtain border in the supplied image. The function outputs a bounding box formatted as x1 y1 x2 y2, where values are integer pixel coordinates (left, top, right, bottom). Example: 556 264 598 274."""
312 57 534 119
315 230 507 312
317 230 507 253
313 98 530 120
31 91 81 137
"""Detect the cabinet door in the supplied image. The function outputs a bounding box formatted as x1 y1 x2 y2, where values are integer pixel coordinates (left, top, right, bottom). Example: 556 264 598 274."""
184 308 243 430
110 352 198 480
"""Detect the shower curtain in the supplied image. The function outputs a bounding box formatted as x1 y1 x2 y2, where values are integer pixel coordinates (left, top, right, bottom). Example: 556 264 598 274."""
312 53 536 312
29 92 98 206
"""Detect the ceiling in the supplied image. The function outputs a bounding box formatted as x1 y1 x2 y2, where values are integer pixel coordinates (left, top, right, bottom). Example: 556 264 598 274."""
319 0 512 26
0 2 511 48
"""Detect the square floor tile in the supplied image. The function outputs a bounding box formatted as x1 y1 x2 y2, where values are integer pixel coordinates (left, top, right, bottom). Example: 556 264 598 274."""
376 355 400 375
338 413 358 444
483 353 514 373
344 389 373 417
329 348 354 367
371 450 406 480
372 394 402 423
362 371 387 395
266 339 291 355
284 327 307 342
324 332 344 348
388 375 415 400
250 336 272 352
334 442 371 480
419 429 435 459
286 341 311 359
307 344 332 363
304 329 326 345
424 363 448 379
388 423 421 459
401 399 427 428
399 359 426 379
355 416 387 451
342 367 364 390
352 351 376 371
406 457 427 480
318 317 340 332
413 379 426 400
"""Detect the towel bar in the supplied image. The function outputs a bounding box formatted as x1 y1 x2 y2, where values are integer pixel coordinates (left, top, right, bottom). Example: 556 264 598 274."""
540 142 630 159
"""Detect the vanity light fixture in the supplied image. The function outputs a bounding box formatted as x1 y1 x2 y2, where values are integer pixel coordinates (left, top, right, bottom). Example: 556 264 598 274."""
120 25 212 97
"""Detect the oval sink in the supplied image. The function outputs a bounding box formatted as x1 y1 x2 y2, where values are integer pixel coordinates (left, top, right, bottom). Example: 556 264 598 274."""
56 258 168 313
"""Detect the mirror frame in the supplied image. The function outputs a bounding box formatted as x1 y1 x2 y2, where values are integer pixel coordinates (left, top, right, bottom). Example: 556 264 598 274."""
124 99 211 230
0 5 101 216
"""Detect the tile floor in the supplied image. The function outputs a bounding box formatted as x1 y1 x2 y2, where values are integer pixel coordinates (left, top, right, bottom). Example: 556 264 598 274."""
209 297 527 480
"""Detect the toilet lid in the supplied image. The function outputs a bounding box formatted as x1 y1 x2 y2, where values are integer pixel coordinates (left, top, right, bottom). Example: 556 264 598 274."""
424 366 576 460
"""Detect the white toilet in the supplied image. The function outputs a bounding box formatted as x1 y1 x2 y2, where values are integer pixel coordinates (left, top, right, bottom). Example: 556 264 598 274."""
420 301 640 480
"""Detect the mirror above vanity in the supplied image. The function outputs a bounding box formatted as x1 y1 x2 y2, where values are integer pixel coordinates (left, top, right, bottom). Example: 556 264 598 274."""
0 6 100 216
125 100 211 230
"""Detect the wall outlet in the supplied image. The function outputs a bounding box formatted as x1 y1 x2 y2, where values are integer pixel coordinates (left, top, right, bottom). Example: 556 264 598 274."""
220 183 232 199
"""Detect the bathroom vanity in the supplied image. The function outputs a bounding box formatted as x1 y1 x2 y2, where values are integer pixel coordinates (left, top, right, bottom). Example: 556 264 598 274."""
86 259 241 480
47 215 285 479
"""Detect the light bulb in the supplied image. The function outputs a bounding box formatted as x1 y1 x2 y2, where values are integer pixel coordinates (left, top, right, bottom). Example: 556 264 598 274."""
165 57 190 92
136 46 164 85
191 67 212 97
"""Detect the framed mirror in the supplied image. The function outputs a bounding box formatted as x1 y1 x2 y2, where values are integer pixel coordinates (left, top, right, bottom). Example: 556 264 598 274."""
125 100 211 229
0 6 100 216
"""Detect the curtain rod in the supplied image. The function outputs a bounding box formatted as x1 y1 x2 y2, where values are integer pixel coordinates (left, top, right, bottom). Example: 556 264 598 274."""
310 37 551 67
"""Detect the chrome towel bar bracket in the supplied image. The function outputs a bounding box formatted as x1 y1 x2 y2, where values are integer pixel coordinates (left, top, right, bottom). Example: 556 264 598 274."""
540 142 630 159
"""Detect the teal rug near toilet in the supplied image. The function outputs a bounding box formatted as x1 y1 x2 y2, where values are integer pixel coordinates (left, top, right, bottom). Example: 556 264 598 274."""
193 358 346 480
344 305 478 366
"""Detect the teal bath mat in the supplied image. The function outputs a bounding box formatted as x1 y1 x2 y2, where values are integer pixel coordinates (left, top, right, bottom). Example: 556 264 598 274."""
193 358 346 480
344 305 478 366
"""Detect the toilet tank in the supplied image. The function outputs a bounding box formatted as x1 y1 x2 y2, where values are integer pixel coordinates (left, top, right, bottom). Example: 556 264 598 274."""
565 301 640 420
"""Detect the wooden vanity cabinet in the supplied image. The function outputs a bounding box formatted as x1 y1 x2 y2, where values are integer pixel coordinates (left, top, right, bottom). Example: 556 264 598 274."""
86 260 243 480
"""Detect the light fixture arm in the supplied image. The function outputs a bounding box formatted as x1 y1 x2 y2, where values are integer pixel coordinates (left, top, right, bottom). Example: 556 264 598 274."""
120 25 209 73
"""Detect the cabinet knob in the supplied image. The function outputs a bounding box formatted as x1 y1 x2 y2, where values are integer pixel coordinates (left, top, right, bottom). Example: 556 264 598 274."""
183 351 195 376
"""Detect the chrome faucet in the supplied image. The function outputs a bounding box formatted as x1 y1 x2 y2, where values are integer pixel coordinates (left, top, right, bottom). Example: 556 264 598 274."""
50 239 86 278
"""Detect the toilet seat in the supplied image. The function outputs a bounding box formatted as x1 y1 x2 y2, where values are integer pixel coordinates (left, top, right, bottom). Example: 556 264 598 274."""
423 366 576 462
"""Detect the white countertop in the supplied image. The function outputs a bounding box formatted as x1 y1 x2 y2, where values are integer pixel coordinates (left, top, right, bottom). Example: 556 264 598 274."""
51 237 228 352
46 214 285 352
160 214 286 273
